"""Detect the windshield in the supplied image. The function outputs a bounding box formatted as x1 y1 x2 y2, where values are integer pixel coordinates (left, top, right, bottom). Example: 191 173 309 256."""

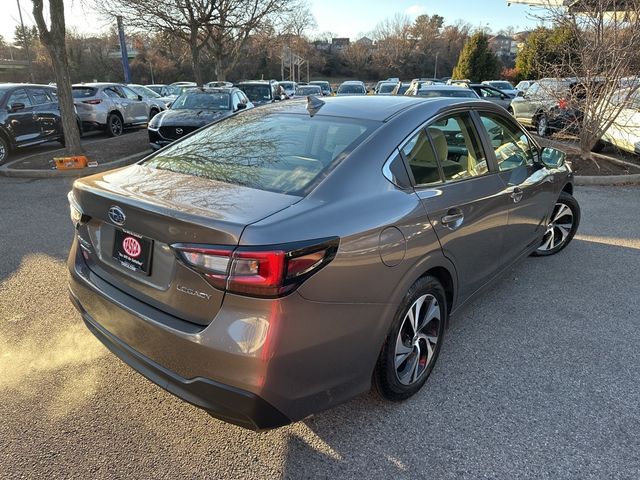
296 86 322 96
130 85 161 98
144 113 378 194
417 89 477 98
240 85 272 102
338 84 365 94
171 92 230 110
490 81 514 90
71 87 98 98
280 82 295 89
378 83 395 93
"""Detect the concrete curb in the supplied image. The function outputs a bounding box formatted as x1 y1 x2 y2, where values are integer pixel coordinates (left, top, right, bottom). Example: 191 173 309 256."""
574 174 640 186
0 151 146 178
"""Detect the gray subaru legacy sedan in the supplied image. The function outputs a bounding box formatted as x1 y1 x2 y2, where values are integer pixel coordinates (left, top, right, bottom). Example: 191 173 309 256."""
68 96 579 430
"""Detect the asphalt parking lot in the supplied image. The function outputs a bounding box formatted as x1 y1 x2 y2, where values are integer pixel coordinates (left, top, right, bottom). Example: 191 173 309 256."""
1 177 639 479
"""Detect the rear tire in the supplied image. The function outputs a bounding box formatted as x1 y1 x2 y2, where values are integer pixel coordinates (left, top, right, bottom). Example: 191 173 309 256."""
149 108 159 120
537 113 549 137
106 113 123 137
374 276 447 401
532 192 580 256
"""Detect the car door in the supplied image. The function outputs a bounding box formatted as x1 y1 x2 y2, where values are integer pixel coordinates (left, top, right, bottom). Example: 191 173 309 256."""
28 87 61 140
120 85 149 124
403 111 511 301
103 86 130 122
5 88 39 145
475 110 557 263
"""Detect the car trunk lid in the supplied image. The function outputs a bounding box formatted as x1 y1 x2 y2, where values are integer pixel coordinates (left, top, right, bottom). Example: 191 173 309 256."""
73 164 300 325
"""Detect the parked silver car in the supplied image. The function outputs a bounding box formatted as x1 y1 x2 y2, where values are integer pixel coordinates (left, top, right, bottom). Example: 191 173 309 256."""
127 84 173 110
72 83 152 137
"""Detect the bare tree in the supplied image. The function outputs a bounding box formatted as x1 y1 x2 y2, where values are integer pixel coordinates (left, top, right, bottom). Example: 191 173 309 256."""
372 14 414 76
206 0 290 81
533 0 640 159
342 40 372 79
32 0 83 156
281 1 317 38
95 0 218 84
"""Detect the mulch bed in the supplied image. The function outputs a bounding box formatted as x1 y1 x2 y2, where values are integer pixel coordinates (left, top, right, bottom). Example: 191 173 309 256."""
10 129 150 170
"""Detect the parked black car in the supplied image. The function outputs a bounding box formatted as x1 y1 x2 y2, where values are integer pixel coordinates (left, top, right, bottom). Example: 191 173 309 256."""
468 84 514 110
0 83 78 163
148 87 253 150
236 80 283 106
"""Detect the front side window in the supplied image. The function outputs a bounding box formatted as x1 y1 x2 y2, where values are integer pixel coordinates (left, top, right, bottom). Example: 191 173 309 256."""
7 88 32 108
144 113 377 194
427 113 488 182
103 87 125 99
478 112 537 171
121 86 140 100
240 85 272 102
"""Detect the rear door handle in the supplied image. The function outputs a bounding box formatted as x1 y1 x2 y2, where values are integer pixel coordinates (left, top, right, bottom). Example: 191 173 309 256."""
510 187 523 203
441 210 464 229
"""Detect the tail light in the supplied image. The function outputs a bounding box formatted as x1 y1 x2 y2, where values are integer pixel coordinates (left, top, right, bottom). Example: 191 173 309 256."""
558 99 568 110
82 99 102 105
173 237 339 298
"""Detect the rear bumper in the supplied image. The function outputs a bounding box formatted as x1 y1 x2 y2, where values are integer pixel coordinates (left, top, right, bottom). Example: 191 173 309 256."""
69 290 290 430
68 240 390 429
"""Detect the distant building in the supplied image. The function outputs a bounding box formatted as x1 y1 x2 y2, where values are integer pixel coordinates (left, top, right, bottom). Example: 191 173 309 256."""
312 40 331 52
488 34 518 66
355 36 373 47
331 38 350 52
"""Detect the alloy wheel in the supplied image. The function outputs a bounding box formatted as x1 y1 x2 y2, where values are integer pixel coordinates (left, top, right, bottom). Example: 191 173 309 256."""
538 202 574 252
537 115 548 137
394 294 441 386
0 141 6 163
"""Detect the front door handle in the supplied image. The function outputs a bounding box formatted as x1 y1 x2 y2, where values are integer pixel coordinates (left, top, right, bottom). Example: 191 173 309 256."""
510 187 524 203
441 210 464 229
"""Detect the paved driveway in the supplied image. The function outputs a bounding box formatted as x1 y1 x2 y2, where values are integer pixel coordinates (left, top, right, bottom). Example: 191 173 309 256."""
0 178 638 479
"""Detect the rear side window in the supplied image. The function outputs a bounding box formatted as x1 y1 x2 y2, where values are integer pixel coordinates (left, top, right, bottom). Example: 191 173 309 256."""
72 87 97 98
402 130 442 186
29 88 53 105
145 113 378 194
427 113 488 182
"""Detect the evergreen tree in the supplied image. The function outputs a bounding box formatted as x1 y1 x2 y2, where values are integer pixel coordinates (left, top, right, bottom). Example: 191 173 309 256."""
452 32 500 82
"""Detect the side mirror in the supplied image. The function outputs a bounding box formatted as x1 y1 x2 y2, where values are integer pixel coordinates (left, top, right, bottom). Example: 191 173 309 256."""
138 95 143 101
540 147 566 168
236 103 247 110
9 102 25 112
516 91 525 98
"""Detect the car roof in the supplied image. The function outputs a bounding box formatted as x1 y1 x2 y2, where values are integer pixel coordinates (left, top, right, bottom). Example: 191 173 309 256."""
419 85 470 90
72 82 121 88
340 80 365 85
246 95 490 122
0 83 54 89
238 80 272 85
182 87 234 94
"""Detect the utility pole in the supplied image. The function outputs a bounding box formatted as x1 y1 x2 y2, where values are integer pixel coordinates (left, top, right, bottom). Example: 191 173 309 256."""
116 16 132 83
16 0 34 83
434 52 439 80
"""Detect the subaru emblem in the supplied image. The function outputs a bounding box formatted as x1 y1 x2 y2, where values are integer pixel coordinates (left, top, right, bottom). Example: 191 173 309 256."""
176 128 183 135
108 205 126 226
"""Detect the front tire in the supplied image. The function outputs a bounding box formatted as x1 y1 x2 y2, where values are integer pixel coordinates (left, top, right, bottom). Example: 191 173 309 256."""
532 192 580 256
374 276 447 401
0 136 10 164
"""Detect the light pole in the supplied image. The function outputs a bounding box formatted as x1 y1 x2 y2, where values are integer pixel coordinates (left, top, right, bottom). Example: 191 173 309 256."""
434 52 439 80
16 0 34 83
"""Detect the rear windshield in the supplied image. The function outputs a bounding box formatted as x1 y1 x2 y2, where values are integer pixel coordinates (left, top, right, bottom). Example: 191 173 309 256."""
171 92 230 110
144 113 378 194
240 85 272 102
296 86 322 95
338 84 365 94
417 89 476 98
378 83 395 93
72 87 98 98
490 81 514 90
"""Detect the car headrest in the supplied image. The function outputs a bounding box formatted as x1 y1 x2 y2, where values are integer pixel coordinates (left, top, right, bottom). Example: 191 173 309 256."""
428 128 449 162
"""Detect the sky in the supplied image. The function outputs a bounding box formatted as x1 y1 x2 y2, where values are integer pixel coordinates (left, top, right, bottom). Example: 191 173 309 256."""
0 0 542 44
